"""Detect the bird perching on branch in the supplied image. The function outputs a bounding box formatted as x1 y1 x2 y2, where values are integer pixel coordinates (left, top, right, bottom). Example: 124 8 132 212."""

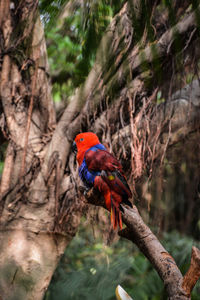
73 132 132 229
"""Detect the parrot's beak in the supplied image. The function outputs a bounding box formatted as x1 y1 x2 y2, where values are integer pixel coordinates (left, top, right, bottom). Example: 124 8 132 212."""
72 141 77 154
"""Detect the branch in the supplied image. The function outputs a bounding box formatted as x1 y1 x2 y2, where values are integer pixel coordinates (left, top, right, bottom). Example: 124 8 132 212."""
182 246 200 296
84 187 200 299
61 2 198 152
84 187 106 209
0 142 14 196
119 205 186 299
110 3 199 92
47 3 199 181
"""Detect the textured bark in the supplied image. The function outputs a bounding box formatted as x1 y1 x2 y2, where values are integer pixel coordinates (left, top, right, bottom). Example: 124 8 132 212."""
0 1 200 299
0 230 70 300
182 247 200 297
119 206 189 300
85 190 200 299
57 2 200 297
64 2 200 147
0 2 80 300
60 2 200 298
0 143 14 195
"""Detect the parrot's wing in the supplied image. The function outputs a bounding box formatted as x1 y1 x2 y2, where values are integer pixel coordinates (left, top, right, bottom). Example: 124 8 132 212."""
85 149 132 198
85 149 122 172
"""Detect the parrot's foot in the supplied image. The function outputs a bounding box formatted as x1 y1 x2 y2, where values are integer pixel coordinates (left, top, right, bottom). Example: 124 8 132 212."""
84 186 91 195
79 185 91 195
100 170 107 177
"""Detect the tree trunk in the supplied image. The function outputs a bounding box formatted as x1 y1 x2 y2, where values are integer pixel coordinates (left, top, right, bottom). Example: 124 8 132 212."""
0 1 200 299
0 2 80 299
0 231 70 300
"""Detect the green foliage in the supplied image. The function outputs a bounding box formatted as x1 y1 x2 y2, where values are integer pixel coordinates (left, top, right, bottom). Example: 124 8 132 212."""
39 0 67 24
156 90 165 104
45 229 200 300
39 0 124 101
45 227 134 300
0 161 4 175
0 142 7 176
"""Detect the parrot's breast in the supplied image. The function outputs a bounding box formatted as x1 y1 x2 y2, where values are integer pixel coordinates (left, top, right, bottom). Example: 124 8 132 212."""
79 159 100 187
78 143 106 187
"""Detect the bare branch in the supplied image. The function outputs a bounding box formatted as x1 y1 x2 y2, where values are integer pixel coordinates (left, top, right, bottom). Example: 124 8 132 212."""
119 205 188 299
0 143 14 196
182 247 200 296
84 187 200 299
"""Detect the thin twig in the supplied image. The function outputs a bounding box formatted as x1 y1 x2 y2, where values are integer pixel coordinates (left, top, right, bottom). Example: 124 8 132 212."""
182 28 197 53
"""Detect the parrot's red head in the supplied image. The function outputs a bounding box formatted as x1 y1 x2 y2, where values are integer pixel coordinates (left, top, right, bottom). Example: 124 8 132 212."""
73 132 100 165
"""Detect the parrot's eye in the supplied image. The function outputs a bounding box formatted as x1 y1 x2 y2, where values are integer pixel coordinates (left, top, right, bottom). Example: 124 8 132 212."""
80 138 84 142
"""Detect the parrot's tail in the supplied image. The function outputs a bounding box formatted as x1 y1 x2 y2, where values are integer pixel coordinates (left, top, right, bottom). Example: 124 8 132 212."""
110 194 123 230
94 177 123 230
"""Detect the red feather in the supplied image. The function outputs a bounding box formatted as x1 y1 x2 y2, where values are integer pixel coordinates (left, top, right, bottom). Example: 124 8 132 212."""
74 132 132 230
85 149 132 198
94 176 123 229
86 149 132 230
85 149 121 171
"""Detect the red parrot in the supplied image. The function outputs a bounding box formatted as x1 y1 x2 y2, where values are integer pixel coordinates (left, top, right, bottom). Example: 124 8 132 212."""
73 132 132 229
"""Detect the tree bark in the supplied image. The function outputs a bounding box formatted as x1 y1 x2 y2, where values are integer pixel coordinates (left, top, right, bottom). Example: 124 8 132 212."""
0 2 79 300
0 1 200 299
0 231 70 300
85 189 200 300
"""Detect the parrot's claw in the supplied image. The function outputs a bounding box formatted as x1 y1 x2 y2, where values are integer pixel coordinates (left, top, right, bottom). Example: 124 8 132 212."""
84 187 91 196
79 185 91 195
100 170 107 177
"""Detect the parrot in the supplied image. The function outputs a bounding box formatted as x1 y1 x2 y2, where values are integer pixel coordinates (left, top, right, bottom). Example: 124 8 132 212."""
72 132 132 230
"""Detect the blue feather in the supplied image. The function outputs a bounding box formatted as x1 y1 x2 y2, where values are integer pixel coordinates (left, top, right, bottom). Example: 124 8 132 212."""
78 143 106 187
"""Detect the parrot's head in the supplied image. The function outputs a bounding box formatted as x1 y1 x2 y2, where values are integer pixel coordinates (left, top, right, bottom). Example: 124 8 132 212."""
73 132 100 164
